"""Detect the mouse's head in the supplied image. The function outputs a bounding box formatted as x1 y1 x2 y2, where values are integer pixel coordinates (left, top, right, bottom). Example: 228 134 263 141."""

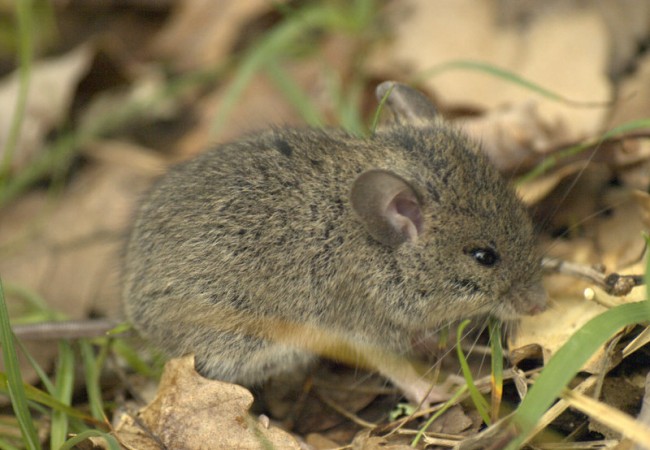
349 83 547 328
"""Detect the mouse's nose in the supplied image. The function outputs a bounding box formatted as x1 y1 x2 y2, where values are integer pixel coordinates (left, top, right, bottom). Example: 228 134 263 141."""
524 282 548 316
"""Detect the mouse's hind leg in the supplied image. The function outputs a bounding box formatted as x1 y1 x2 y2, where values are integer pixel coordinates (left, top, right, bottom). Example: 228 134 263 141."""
193 332 316 387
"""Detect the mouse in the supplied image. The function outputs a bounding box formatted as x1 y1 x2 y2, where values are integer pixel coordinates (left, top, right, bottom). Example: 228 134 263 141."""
122 81 547 406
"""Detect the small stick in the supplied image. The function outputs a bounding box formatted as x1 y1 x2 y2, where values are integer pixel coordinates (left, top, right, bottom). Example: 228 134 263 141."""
542 257 644 296
11 318 121 340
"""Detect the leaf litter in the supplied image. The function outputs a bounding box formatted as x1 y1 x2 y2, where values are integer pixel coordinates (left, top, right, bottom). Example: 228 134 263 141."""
2 0 650 448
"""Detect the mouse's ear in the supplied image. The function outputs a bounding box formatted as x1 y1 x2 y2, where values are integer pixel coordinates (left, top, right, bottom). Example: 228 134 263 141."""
350 170 423 247
376 81 437 126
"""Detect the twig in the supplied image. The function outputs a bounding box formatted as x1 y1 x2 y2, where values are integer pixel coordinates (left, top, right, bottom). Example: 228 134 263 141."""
314 390 377 429
542 257 644 296
12 319 121 340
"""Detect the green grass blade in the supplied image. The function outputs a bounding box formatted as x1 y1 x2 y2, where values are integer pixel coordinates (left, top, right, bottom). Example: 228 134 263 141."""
336 76 366 136
59 429 121 450
0 0 34 186
411 386 467 447
457 320 491 425
414 59 610 107
50 341 74 449
0 280 41 449
489 318 504 421
15 338 55 395
210 1 376 137
2 282 65 323
519 117 650 183
0 437 22 450
369 82 393 133
506 301 650 449
264 59 325 127
209 7 320 137
111 339 159 378
0 372 96 423
80 340 106 421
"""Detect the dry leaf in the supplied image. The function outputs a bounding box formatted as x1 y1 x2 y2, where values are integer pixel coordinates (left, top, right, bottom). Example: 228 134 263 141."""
510 293 609 369
376 0 611 140
263 364 383 435
0 44 93 173
151 0 275 71
0 141 163 381
117 355 301 450
305 433 340 449
0 141 163 318
607 51 650 128
516 160 590 205
599 0 650 78
351 430 413 450
595 188 648 270
422 404 473 435
177 68 313 157
457 101 570 174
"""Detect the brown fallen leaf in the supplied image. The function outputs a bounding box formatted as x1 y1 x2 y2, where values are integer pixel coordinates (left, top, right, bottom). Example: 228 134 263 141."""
116 355 302 450
351 429 413 450
595 188 648 270
0 140 163 319
177 71 306 158
516 160 590 205
458 101 570 175
422 404 473 436
305 432 340 450
0 44 93 173
151 0 276 71
600 1 650 80
0 140 163 382
375 0 611 141
262 364 384 435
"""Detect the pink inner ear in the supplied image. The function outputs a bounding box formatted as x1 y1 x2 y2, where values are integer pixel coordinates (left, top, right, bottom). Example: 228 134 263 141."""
395 196 423 233
386 194 423 242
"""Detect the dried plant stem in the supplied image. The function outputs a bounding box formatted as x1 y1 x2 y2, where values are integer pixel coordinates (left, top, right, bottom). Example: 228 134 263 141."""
542 257 644 296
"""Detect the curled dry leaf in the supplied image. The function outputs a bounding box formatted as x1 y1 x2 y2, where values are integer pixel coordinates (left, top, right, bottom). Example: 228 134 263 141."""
516 160 590 205
596 188 649 271
510 293 609 370
351 430 413 450
600 0 650 78
151 0 276 71
0 141 163 319
0 141 163 382
607 52 650 192
263 365 383 435
177 67 312 157
457 101 570 175
0 44 93 173
420 404 474 435
376 0 611 141
114 355 301 450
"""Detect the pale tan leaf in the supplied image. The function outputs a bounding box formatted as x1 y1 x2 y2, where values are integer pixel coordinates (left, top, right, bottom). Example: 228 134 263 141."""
122 355 302 450
151 0 275 71
0 44 93 173
376 0 611 140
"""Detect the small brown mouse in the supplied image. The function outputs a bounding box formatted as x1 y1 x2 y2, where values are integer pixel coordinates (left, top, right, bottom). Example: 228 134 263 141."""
123 82 547 405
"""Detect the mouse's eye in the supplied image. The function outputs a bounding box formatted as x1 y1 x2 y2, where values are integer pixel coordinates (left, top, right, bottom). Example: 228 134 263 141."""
465 247 500 267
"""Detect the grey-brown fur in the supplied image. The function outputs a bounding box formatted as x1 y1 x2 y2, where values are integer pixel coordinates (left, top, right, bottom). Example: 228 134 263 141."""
123 83 546 400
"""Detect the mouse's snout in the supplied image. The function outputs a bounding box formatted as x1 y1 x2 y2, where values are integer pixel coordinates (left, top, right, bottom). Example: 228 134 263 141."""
521 281 548 316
